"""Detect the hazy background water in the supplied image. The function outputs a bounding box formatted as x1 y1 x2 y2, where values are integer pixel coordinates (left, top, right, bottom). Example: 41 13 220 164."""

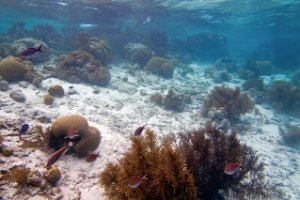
1 0 300 65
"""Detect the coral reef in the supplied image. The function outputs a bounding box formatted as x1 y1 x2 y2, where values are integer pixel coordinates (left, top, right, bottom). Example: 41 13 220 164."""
149 93 163 105
291 68 300 85
203 86 254 122
44 166 61 185
9 89 26 102
54 50 111 86
249 38 300 70
170 58 193 77
0 45 6 59
125 43 153 68
243 60 275 77
6 21 30 41
99 129 197 200
205 66 230 83
10 166 30 186
48 85 65 98
30 24 64 50
179 125 282 199
279 124 300 147
150 90 191 112
47 114 101 155
163 89 191 112
242 78 266 104
242 78 265 91
215 57 237 72
44 94 54 105
0 57 26 82
76 33 112 66
171 32 228 61
267 80 300 115
10 38 50 63
145 56 174 78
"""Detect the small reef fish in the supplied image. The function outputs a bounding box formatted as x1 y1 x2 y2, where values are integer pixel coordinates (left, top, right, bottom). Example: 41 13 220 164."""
224 162 240 175
19 123 29 141
143 16 151 24
64 128 80 140
86 152 100 162
128 175 147 189
46 142 73 169
134 125 146 136
19 44 43 57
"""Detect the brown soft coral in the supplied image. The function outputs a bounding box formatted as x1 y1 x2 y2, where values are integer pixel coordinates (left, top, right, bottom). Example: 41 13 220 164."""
47 114 101 155
99 129 197 200
179 125 282 199
267 80 300 115
145 56 174 78
203 86 254 122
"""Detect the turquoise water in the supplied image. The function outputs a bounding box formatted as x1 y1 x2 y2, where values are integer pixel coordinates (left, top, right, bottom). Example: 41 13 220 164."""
1 0 300 62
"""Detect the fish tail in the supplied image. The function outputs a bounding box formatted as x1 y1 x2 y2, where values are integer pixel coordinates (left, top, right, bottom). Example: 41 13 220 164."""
37 44 43 52
46 143 70 168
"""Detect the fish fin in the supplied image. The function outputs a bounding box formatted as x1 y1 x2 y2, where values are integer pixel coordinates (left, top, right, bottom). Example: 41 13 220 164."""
37 44 43 52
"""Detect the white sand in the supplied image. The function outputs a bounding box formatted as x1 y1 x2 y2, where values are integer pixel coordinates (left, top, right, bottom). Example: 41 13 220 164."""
0 63 299 199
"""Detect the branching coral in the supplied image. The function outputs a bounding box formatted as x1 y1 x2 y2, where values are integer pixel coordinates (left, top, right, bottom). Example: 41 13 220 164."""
203 86 254 122
99 129 197 200
10 166 30 186
179 125 282 199
267 80 300 116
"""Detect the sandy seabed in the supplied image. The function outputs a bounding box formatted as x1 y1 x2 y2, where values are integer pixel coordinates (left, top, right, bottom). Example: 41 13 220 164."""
0 62 300 200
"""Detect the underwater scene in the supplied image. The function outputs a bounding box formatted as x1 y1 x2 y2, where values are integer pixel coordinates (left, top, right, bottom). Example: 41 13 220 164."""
0 0 300 199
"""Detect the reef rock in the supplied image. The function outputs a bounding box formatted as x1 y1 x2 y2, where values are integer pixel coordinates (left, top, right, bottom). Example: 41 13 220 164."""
44 94 54 105
162 89 191 112
0 80 9 91
9 89 26 102
55 50 111 86
10 38 49 63
79 36 112 65
44 166 61 185
0 57 26 82
125 43 153 68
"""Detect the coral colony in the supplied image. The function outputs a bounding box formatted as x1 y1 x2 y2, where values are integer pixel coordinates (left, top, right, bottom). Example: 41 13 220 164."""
1 2 300 198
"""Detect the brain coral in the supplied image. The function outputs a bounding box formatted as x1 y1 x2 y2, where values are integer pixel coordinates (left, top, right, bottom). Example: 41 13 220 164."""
80 37 112 65
145 56 174 78
48 114 101 155
0 57 26 82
